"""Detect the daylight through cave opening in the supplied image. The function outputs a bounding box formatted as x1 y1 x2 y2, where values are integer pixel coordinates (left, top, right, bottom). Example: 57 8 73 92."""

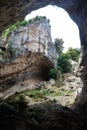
1 1 87 129
0 4 82 106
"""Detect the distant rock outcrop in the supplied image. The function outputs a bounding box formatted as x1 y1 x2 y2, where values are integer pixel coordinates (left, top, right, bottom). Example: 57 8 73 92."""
0 17 58 88
10 18 57 62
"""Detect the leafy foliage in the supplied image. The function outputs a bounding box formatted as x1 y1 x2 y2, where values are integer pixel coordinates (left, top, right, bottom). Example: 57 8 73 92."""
58 53 72 73
54 38 64 55
65 47 80 62
53 37 72 73
49 68 57 79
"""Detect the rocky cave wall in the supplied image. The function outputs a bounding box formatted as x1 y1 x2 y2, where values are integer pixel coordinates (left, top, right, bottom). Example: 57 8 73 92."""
0 0 87 109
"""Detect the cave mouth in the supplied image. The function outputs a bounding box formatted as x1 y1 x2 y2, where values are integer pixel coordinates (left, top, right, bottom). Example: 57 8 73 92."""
0 2 83 109
1 1 87 130
0 4 82 103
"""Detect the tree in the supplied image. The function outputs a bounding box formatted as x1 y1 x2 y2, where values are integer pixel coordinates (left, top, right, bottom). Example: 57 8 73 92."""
54 38 64 55
65 47 80 62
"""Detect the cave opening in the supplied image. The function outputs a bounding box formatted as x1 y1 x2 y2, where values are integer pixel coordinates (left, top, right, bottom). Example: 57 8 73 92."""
1 1 87 130
0 5 80 101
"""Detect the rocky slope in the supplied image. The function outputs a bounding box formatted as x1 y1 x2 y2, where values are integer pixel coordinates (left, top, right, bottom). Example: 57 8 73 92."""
0 72 83 130
0 60 82 106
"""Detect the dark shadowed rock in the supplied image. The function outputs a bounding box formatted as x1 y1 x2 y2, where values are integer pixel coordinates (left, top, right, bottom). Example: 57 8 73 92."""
0 103 27 130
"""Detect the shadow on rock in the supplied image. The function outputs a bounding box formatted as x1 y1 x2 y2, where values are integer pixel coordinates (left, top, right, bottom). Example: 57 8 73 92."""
0 100 87 130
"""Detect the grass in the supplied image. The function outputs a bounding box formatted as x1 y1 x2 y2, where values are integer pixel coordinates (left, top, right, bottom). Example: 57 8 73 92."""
23 89 50 99
6 89 51 103
55 91 63 96
5 86 73 106
4 79 74 111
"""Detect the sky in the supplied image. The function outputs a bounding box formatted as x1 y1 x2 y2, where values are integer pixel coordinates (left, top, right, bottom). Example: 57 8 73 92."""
25 5 80 52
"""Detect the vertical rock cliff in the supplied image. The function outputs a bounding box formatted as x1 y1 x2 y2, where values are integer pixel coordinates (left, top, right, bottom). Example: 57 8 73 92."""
0 17 58 88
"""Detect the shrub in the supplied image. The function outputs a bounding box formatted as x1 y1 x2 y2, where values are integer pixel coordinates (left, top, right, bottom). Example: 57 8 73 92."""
58 54 72 73
49 68 57 79
65 47 80 62
18 20 28 26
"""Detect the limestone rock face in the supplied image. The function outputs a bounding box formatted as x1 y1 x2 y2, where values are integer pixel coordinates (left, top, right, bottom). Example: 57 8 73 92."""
3 18 57 63
0 18 57 88
0 52 53 88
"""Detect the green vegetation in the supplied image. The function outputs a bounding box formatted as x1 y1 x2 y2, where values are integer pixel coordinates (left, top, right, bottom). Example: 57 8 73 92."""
48 38 64 79
65 47 80 62
6 89 51 103
53 37 80 74
58 53 72 73
57 47 80 73
49 68 57 79
54 37 71 73
24 89 50 100
54 38 64 56
6 85 73 105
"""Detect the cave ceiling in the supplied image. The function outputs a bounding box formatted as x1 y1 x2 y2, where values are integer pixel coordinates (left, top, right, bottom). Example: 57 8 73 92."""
0 0 86 35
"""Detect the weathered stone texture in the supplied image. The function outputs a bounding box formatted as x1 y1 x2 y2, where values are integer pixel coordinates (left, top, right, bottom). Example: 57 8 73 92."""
0 18 57 86
0 0 83 34
1 18 57 64
0 52 53 87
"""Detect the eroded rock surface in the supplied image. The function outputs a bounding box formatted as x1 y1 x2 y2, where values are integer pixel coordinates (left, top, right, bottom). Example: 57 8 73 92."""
0 18 57 89
0 52 53 87
0 0 73 33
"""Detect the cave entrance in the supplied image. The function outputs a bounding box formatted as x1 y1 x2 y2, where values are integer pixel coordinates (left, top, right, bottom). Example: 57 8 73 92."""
0 4 82 107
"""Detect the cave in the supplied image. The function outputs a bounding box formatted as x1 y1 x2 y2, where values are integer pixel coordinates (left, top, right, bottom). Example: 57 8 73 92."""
0 0 87 129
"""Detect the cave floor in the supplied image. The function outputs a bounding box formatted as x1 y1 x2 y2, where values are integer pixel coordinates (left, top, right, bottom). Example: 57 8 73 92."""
0 73 85 130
